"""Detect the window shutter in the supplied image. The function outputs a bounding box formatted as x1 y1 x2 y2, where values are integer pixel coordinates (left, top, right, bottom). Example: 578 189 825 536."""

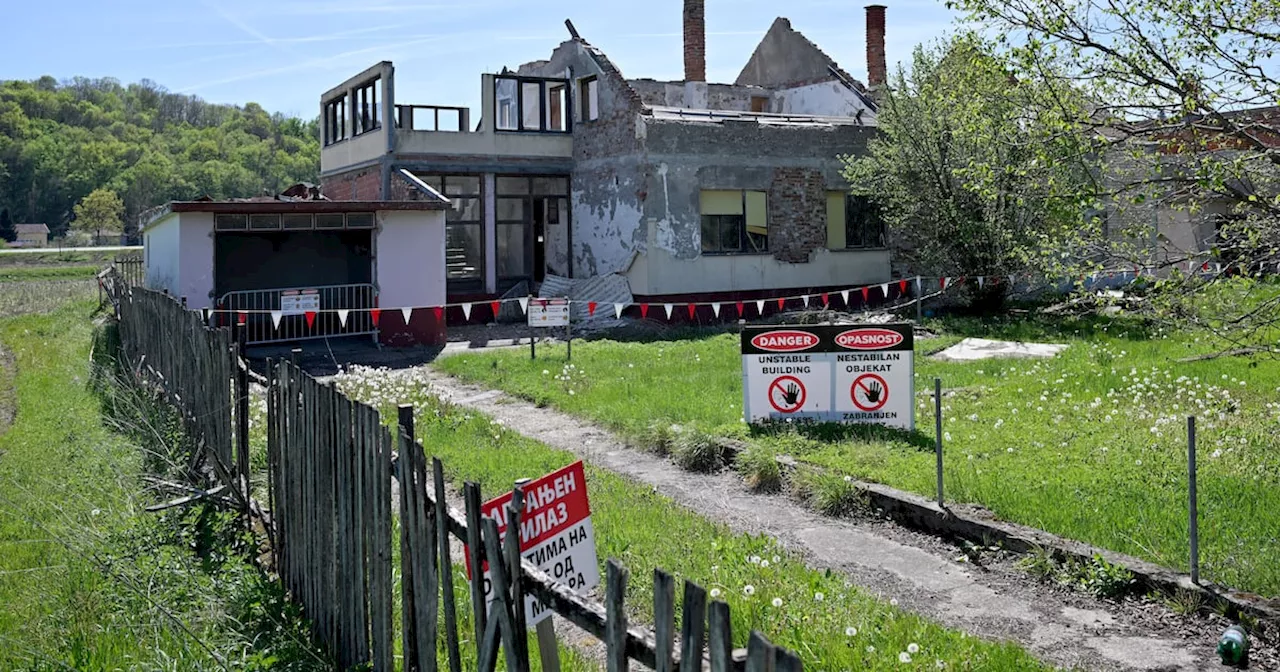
700 190 744 215
826 192 846 249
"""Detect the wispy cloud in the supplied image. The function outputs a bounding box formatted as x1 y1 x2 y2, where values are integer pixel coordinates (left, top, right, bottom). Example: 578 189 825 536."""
200 0 298 57
119 23 405 51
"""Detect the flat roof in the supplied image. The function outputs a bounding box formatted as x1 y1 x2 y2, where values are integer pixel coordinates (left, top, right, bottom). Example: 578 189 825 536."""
144 199 449 232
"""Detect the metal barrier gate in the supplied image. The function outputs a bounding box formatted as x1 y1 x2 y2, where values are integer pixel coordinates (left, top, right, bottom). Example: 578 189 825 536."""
216 283 378 345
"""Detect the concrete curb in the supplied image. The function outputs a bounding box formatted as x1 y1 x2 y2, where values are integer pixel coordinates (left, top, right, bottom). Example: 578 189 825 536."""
769 455 1280 636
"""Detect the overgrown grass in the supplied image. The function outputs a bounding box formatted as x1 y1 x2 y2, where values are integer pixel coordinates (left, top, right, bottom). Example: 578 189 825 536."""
0 249 120 267
334 366 1049 671
0 300 325 670
0 264 100 282
0 279 98 317
437 311 1280 597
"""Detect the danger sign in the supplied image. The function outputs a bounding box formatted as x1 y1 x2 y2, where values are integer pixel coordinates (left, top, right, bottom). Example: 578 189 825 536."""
742 324 913 429
851 373 889 411
464 461 599 627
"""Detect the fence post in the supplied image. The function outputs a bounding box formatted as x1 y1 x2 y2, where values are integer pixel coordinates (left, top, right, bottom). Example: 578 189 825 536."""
397 404 421 670
934 377 944 508
235 324 251 515
463 483 487 654
435 459 462 672
604 560 629 672
1188 415 1199 584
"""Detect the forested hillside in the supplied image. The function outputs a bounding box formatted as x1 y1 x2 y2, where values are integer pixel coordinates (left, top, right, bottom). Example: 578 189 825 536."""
0 76 320 238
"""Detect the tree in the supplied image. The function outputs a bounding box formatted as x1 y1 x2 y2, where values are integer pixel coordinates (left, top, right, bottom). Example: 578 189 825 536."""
842 34 1098 310
950 0 1280 347
0 209 14 243
72 188 124 243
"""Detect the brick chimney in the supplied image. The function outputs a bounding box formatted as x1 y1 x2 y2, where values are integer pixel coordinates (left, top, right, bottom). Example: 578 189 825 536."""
865 5 887 91
684 0 706 82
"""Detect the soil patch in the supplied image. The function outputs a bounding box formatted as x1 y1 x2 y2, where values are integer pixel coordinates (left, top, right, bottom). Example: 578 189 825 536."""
0 342 14 442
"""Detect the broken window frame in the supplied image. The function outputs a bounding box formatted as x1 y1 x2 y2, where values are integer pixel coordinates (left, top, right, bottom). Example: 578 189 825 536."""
844 194 886 249
579 76 599 122
353 77 382 136
700 190 769 255
323 95 347 146
493 75 573 134
421 175 485 287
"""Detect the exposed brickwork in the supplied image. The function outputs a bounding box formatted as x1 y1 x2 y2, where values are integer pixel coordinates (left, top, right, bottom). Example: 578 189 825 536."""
866 5 887 91
683 0 706 82
768 167 827 264
320 166 383 201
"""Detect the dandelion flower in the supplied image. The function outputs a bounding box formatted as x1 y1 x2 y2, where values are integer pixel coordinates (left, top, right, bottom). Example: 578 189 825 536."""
772 597 783 607
889 598 899 607
744 585 755 596
899 652 913 663
761 559 770 568
815 592 825 602
710 588 722 598
772 555 780 563
845 626 857 637
908 643 920 654
867 645 876 653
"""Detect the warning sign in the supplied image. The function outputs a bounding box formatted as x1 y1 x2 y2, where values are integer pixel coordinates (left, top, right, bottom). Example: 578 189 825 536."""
280 289 320 316
464 461 599 627
742 324 913 429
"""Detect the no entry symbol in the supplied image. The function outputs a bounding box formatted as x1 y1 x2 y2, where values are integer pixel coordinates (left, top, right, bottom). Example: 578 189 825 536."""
768 376 806 413
851 373 889 411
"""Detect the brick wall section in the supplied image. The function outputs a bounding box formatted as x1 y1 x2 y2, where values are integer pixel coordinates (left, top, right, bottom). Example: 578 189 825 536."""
866 5 887 90
320 166 383 201
683 0 706 82
768 167 827 264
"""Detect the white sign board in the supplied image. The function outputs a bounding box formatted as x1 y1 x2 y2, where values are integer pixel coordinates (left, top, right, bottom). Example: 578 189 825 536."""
741 324 914 429
528 298 570 327
465 460 599 627
280 290 320 316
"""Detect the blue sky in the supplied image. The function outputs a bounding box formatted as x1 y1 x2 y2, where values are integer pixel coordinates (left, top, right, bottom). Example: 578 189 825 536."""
6 0 959 120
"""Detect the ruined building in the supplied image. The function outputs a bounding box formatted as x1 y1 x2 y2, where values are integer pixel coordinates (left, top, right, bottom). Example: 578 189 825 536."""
319 2 892 311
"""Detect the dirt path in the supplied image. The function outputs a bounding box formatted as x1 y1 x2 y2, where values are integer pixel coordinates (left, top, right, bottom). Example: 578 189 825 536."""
417 367 1236 672
0 343 14 444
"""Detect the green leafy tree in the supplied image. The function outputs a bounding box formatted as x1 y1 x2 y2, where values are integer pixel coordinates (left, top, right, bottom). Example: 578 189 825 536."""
949 0 1280 347
72 188 124 243
842 34 1098 310
0 209 14 243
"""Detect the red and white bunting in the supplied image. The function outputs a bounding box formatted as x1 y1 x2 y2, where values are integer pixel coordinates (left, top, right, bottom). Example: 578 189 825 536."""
915 276 923 293
461 303 472 320
587 301 598 317
663 303 674 320
433 306 443 321
271 310 283 329
736 301 745 317
711 302 721 318
840 289 850 304
776 297 786 311
237 311 248 325
802 295 811 308
640 304 650 318
687 304 697 319
370 309 382 327
337 309 350 327
201 308 211 323
880 283 889 297
977 276 985 289
861 286 870 302
402 307 413 325
490 301 500 317
305 311 316 329
898 279 908 295
518 297 529 314
821 292 830 308
940 277 951 290
755 299 766 315
614 303 625 319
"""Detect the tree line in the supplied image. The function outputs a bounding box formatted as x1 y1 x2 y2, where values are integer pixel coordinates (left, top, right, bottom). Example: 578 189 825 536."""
0 76 319 240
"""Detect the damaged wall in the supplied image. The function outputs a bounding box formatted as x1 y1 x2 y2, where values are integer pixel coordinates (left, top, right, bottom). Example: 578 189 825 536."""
775 81 874 121
627 79 772 112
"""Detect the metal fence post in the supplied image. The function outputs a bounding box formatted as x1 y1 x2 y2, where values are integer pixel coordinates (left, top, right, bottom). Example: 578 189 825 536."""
1188 415 1199 584
935 377 944 508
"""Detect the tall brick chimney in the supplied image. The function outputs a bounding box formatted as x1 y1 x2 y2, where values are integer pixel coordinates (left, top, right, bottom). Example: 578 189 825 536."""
865 4 887 91
684 0 706 82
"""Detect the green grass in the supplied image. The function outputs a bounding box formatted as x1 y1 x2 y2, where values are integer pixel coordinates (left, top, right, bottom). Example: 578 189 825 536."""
0 249 121 266
437 312 1280 597
334 367 1049 671
0 265 101 282
0 300 325 670
0 280 99 318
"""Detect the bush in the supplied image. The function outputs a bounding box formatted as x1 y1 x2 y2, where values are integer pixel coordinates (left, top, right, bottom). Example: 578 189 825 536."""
737 443 782 492
798 471 866 517
672 429 724 473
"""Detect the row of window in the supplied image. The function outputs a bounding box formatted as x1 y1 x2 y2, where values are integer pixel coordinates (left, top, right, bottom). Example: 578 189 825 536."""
492 75 600 134
699 190 886 255
324 77 382 146
214 212 375 232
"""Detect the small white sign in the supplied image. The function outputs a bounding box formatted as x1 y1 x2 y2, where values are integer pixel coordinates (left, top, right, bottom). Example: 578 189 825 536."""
528 298 570 328
280 290 320 316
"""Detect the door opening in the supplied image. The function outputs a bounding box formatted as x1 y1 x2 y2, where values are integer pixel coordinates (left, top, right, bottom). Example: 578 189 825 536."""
532 196 548 283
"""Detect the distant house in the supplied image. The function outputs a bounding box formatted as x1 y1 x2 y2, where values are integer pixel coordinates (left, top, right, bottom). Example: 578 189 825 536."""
14 224 49 247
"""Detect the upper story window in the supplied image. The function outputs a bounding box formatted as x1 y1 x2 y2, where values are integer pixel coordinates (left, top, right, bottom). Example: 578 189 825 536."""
494 76 572 133
580 76 599 121
844 195 886 248
323 94 347 146
353 77 381 136
700 190 768 255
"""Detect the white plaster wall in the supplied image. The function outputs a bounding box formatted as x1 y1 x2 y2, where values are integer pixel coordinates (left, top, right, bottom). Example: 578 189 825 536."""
631 246 891 295
775 82 876 123
396 129 572 159
377 210 446 309
144 213 181 297
570 188 645 277
178 212 215 310
320 131 386 173
544 198 570 277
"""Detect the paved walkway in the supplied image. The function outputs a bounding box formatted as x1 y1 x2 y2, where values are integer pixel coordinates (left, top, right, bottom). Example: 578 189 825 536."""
419 367 1221 672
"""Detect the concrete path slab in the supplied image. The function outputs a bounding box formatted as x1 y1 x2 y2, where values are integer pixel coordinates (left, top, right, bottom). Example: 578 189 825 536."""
417 367 1225 671
932 337 1068 361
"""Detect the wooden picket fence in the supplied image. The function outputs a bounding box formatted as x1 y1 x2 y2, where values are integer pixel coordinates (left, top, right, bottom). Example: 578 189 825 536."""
109 279 803 671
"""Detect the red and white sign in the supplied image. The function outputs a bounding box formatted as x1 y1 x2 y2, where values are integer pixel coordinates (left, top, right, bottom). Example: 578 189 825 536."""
280 289 320 316
768 376 807 413
835 328 905 350
464 461 599 627
851 373 889 411
750 330 821 353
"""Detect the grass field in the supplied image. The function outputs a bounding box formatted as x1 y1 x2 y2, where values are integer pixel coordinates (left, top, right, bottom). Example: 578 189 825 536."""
437 313 1280 598
0 249 122 267
0 291 324 669
334 366 1049 671
0 264 101 282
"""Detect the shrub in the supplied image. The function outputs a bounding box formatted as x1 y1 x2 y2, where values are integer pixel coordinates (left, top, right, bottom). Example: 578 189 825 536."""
672 429 724 472
737 443 782 492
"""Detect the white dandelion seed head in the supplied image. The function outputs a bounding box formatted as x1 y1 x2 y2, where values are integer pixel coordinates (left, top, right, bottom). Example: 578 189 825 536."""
900 652 913 663
772 597 783 607
908 643 920 654
845 626 857 637
744 585 755 596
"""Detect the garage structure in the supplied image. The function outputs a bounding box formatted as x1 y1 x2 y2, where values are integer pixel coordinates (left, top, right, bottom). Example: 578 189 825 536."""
142 193 450 347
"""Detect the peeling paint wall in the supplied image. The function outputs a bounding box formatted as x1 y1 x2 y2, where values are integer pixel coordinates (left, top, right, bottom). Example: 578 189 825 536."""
775 81 875 122
627 79 772 112
636 246 890 295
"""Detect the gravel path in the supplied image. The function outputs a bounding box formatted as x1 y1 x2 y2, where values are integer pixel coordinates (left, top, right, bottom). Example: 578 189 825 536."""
416 367 1253 672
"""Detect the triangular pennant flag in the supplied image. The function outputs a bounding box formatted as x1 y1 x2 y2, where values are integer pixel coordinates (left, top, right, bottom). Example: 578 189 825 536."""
1202 262 1210 272
1215 263 1223 273
802 295 811 308
271 310 283 329
899 279 908 294
518 297 529 314
614 303 625 319
305 311 316 329
777 297 786 311
915 276 923 293
880 283 889 297
712 302 722 318
370 309 381 327
640 304 650 319
202 308 211 323
664 303 674 319
337 309 349 327
736 301 745 317
402 307 413 325
461 303 472 320
687 303 697 320
977 276 985 289
490 301 501 317
237 311 247 326
432 307 443 322
588 301 598 317
940 277 950 290
756 299 766 314
840 290 850 305
821 293 830 307
861 286 870 302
